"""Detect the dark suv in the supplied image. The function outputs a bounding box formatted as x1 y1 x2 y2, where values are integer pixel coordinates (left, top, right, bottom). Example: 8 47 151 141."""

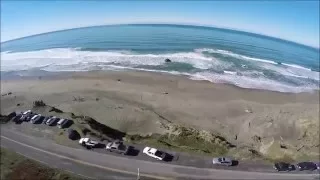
274 162 295 171
297 162 317 171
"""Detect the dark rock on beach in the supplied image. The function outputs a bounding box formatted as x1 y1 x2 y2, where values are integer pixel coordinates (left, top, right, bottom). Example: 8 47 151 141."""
165 58 172 63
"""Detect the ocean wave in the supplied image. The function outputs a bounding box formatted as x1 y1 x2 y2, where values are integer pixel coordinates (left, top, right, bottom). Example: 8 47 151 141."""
1 48 319 93
195 48 279 65
195 48 315 72
190 72 318 93
282 63 312 71
1 48 217 70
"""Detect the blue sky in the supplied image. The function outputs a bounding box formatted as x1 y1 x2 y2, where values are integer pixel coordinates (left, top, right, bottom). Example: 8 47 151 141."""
1 1 319 48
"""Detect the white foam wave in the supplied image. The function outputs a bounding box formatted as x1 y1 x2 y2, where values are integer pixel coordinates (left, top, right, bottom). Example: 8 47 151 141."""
1 48 219 71
195 48 278 65
261 63 319 81
196 48 316 72
282 63 312 71
224 70 237 75
190 72 318 93
1 48 318 93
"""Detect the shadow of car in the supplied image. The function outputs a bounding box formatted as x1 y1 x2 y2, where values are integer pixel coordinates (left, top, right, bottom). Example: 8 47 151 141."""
94 143 106 149
126 146 140 156
232 160 239 166
163 153 174 162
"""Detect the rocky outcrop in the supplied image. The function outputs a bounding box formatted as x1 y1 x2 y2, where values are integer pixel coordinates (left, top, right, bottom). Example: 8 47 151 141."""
165 58 172 63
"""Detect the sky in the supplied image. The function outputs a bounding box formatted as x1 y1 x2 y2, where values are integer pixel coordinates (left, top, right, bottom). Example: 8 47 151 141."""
1 1 319 48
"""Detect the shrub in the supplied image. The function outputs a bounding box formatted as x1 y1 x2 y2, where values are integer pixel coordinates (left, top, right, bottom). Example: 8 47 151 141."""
33 100 46 107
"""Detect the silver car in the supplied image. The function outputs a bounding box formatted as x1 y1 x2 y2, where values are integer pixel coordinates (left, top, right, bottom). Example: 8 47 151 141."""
212 157 233 166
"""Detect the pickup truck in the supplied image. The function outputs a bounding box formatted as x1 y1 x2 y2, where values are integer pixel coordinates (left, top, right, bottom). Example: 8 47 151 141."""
143 147 167 161
79 138 99 148
106 140 129 155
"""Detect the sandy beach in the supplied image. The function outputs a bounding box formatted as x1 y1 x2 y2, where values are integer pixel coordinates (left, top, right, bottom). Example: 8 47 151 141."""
1 70 319 161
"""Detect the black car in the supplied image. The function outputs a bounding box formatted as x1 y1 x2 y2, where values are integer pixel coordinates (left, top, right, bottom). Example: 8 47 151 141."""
67 129 80 140
8 112 17 120
297 162 317 171
59 119 73 129
12 114 22 124
25 113 35 122
274 162 295 171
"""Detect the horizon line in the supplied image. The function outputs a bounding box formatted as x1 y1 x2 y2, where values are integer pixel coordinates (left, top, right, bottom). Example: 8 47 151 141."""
1 22 319 50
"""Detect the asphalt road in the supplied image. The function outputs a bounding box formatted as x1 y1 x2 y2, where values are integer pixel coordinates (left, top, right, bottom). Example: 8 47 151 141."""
1 128 319 180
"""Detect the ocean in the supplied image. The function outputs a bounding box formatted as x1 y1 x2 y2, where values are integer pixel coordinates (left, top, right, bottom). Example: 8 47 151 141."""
1 24 319 93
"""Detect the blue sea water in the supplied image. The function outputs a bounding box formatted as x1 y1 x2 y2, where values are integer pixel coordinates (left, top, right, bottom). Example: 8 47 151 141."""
1 24 319 93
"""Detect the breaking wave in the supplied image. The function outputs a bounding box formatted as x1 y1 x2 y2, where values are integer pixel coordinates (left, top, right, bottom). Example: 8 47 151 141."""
1 48 319 93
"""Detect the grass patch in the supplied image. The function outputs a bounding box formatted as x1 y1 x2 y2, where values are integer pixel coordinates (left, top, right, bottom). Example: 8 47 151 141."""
126 126 235 156
0 148 84 180
33 100 46 107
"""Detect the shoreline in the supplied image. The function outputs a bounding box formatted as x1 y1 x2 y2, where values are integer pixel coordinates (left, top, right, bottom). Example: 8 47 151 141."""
1 69 319 95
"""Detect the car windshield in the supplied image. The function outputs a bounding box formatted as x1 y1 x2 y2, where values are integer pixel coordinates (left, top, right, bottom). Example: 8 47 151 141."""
218 158 222 162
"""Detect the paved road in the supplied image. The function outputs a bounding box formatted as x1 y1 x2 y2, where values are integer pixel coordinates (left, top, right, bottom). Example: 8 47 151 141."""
1 128 319 180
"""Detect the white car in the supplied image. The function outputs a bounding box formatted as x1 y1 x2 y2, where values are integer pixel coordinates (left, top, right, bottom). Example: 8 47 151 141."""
30 114 42 124
22 110 32 115
46 116 58 126
143 147 166 161
212 157 233 166
79 138 99 148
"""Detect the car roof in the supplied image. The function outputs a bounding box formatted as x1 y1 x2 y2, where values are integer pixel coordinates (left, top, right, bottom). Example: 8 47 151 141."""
61 119 69 124
214 157 231 162
298 162 315 166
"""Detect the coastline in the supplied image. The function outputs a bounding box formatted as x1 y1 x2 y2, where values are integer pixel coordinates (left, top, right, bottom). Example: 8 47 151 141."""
1 70 319 161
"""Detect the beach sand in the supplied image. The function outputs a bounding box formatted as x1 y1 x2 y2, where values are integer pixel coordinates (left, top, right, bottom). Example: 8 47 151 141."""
1 70 319 160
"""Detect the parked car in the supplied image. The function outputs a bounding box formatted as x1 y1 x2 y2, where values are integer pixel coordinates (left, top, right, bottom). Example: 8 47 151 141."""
30 114 39 123
22 110 32 115
79 138 99 148
68 129 81 140
20 110 32 121
31 114 43 124
143 147 166 161
274 162 295 171
12 114 22 124
8 112 17 120
212 157 233 166
58 119 73 129
46 116 59 126
25 113 36 122
57 119 66 128
20 113 29 121
43 116 53 124
106 140 129 155
296 162 317 171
